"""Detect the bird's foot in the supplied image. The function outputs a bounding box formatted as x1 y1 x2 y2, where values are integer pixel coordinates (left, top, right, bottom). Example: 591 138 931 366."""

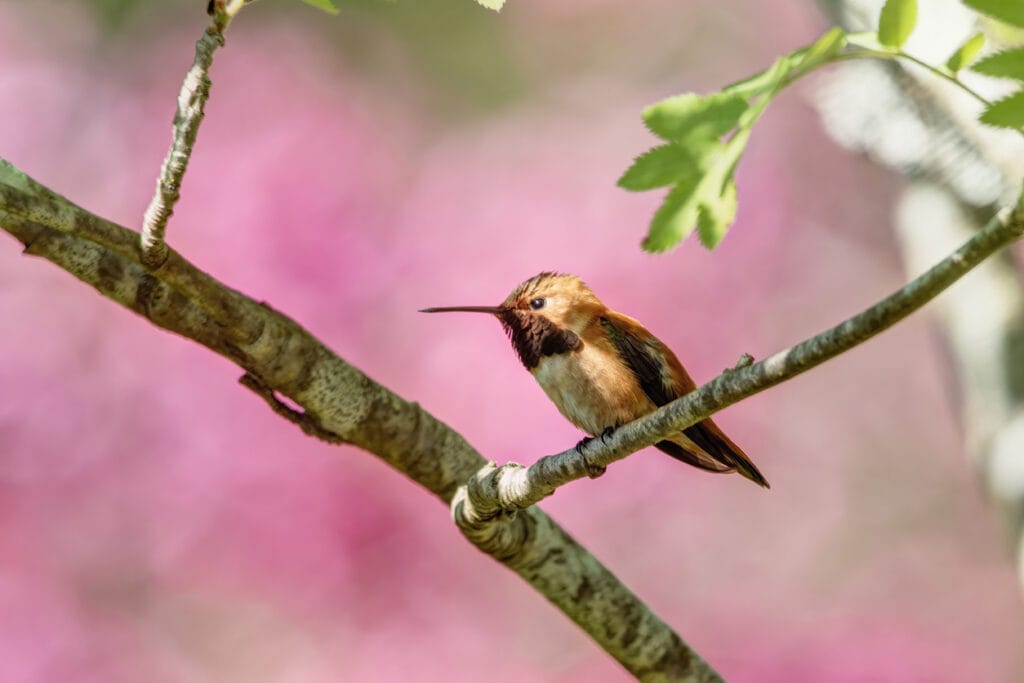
573 435 606 478
586 426 617 477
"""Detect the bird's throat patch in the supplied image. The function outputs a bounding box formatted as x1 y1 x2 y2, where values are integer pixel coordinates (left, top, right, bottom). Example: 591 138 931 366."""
499 310 581 369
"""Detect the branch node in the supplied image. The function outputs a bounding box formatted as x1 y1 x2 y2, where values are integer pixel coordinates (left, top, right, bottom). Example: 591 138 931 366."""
452 463 532 563
239 373 347 445
727 352 754 372
581 447 608 478
139 240 169 269
20 233 43 256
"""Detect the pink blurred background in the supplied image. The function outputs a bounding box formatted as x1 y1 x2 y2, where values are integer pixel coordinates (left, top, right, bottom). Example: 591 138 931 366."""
2 1 1022 681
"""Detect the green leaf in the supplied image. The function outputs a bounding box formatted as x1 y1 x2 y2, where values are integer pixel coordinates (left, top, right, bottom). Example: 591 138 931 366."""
798 27 847 70
878 0 918 49
300 0 339 14
979 90 1024 128
736 63 792 128
697 179 738 249
642 132 749 252
644 184 702 252
474 0 506 10
722 56 792 100
972 47 1024 81
964 0 1024 28
618 145 697 191
845 31 886 51
946 33 986 72
642 93 748 143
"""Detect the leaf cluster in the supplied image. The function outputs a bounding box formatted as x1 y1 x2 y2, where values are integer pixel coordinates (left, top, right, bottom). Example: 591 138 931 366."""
616 29 847 252
621 0 1024 253
296 0 1024 251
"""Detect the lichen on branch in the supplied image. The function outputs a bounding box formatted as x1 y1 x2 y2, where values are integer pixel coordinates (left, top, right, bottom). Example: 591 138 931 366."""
0 157 721 683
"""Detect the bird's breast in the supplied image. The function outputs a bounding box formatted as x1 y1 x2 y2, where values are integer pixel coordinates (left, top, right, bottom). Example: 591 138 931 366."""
531 344 654 436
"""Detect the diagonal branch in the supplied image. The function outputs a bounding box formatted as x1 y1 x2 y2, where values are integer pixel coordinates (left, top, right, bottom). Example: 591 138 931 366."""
0 158 723 683
453 192 1024 537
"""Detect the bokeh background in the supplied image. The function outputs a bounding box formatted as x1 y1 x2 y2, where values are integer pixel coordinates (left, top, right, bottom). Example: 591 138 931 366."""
2 0 1023 681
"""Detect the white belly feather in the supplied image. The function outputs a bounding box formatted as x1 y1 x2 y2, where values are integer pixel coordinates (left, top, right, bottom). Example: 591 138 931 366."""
530 345 652 436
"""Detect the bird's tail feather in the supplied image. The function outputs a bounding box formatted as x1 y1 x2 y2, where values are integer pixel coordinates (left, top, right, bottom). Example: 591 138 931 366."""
655 419 770 488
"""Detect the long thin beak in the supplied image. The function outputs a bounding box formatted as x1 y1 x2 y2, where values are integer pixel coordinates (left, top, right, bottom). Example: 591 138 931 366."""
419 305 504 314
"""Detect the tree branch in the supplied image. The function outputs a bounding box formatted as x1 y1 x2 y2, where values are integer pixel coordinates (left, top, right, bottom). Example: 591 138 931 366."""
239 372 347 444
894 185 1024 580
817 0 1024 598
0 158 722 683
453 192 1024 529
139 0 248 267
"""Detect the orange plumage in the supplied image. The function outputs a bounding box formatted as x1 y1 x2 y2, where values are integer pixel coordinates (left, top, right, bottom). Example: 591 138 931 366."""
422 272 769 488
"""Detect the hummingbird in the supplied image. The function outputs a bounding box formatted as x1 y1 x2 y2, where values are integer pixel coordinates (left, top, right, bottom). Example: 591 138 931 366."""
421 272 769 488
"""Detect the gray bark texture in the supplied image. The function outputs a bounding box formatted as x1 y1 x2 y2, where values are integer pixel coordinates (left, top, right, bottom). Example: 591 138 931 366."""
0 158 721 683
4 152 1022 678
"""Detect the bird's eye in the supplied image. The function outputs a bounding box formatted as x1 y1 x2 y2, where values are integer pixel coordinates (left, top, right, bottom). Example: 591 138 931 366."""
529 297 546 310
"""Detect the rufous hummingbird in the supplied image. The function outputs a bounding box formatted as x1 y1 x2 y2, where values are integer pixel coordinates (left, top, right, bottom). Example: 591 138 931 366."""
421 272 769 488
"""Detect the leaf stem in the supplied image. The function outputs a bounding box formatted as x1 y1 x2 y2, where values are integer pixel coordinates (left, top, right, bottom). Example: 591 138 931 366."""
896 50 992 107
782 46 992 110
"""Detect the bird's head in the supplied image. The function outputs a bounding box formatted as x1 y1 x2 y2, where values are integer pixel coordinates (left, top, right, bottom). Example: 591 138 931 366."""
421 272 603 334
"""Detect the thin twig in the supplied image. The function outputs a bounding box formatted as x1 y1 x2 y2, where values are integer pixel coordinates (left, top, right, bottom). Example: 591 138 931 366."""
453 193 1024 528
139 1 247 267
239 373 347 444
897 50 992 109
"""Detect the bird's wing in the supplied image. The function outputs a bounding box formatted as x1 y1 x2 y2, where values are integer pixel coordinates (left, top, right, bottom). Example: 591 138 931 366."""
599 312 684 406
599 312 769 487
